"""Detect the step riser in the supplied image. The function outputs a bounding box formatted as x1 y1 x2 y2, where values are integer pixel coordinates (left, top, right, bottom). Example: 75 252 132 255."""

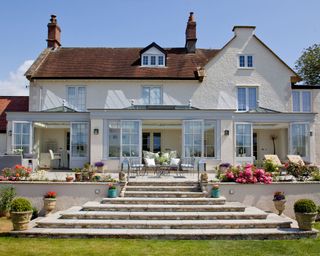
12 232 317 240
128 183 197 186
61 214 267 220
101 200 226 205
81 207 245 212
124 193 204 198
37 222 291 229
125 187 199 192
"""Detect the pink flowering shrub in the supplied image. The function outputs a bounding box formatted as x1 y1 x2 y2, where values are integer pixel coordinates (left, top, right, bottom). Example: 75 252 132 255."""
221 164 272 184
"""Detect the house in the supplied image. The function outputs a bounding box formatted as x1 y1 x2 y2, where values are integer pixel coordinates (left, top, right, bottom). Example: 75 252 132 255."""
0 96 29 154
5 13 320 170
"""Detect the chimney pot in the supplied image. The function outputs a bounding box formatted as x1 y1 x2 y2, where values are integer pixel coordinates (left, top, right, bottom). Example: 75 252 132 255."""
47 14 61 48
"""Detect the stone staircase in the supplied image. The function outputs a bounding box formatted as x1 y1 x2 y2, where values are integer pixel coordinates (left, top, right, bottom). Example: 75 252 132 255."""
10 181 318 239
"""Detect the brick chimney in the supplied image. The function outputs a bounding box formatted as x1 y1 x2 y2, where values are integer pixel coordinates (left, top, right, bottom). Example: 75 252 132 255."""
47 15 61 48
185 12 197 53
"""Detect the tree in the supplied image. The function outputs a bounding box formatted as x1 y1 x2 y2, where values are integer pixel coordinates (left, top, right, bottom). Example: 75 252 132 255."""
295 44 320 85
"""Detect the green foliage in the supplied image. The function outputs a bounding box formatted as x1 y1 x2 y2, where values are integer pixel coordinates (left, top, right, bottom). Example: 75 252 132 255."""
263 159 279 173
317 205 320 214
295 43 320 85
285 162 312 180
31 207 39 220
0 186 16 212
10 197 33 212
294 199 317 213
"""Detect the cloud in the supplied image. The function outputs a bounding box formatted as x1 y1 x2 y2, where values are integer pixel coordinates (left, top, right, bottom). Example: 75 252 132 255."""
0 60 34 96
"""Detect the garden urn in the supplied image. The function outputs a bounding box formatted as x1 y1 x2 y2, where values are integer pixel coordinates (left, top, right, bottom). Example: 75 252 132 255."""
295 212 317 231
274 200 286 215
11 211 32 231
43 198 57 216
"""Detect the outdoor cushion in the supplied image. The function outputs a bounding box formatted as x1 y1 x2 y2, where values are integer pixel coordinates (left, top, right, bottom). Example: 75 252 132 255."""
144 158 156 167
169 150 177 159
170 158 180 166
143 151 155 159
287 155 305 166
264 154 282 166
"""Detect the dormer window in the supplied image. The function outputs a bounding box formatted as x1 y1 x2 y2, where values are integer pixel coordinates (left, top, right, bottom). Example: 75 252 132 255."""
140 42 166 67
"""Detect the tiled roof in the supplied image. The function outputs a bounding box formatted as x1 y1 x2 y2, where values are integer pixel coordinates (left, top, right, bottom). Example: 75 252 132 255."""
0 97 29 132
27 47 219 80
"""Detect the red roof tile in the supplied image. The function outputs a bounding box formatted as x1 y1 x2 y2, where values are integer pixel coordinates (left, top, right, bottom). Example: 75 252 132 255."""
28 47 219 80
0 97 29 132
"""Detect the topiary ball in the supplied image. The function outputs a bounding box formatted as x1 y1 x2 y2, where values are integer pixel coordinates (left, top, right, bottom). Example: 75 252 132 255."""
294 199 317 213
10 197 33 212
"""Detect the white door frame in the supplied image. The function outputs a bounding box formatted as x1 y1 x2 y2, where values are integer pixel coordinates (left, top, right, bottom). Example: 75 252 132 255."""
70 122 89 168
234 122 253 165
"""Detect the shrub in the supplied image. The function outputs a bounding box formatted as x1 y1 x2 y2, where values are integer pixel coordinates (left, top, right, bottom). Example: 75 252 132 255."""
294 199 317 213
10 197 33 212
263 159 279 173
317 205 320 214
285 162 312 180
108 183 117 190
0 186 16 213
273 191 285 201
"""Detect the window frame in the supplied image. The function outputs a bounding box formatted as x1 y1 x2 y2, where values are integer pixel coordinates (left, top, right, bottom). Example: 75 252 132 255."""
66 86 87 112
237 86 258 112
292 90 312 113
238 54 254 69
289 122 310 159
141 54 165 67
142 86 163 105
12 121 32 154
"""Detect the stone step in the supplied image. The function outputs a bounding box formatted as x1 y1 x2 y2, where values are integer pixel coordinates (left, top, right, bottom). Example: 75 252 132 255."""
125 185 200 192
60 207 268 220
82 201 245 212
101 197 226 205
124 191 204 198
11 227 318 240
36 215 292 229
128 182 198 187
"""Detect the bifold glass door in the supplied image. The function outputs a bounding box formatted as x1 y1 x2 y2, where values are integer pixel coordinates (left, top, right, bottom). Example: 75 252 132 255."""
290 123 309 160
70 122 89 168
235 123 253 164
121 120 141 158
183 120 203 158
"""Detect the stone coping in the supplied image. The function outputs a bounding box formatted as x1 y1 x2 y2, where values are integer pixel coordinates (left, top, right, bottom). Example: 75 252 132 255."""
0 180 319 185
0 181 125 185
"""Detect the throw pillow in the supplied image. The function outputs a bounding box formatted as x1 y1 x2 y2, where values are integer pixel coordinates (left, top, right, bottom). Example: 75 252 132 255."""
144 158 156 167
170 158 180 166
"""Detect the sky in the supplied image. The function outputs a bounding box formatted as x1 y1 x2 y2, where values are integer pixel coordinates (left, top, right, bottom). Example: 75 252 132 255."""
0 0 319 95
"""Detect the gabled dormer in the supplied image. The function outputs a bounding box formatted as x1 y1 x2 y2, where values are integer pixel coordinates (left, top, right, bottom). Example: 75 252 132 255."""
140 42 166 67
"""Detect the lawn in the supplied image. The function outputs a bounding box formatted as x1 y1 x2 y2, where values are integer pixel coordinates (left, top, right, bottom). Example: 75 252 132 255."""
0 219 319 256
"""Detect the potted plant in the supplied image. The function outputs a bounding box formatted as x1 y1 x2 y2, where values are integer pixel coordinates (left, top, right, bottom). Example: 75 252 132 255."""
200 172 208 183
317 205 320 221
273 191 286 215
294 199 318 231
43 191 57 216
10 197 33 231
95 162 104 172
211 184 220 198
73 168 82 182
219 163 231 174
0 186 16 217
107 183 117 198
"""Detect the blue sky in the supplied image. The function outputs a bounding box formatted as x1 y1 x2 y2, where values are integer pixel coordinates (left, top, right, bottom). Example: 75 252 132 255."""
0 0 319 95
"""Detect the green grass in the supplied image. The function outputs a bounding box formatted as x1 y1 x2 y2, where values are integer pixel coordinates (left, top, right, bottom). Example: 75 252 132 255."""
0 222 319 256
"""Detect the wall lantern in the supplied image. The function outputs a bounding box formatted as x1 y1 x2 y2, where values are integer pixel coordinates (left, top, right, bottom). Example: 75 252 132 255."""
93 128 99 135
8 130 12 136
224 129 230 136
310 131 313 136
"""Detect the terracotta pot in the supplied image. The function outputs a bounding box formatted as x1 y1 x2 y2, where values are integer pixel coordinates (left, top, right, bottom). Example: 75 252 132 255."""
66 176 74 182
75 173 82 182
11 211 32 231
97 166 103 173
273 200 286 215
43 198 57 216
295 212 317 231
88 171 95 181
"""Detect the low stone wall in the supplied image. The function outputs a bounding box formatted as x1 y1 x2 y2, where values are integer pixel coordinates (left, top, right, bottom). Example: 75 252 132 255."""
0 182 123 215
204 182 320 218
0 181 319 218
